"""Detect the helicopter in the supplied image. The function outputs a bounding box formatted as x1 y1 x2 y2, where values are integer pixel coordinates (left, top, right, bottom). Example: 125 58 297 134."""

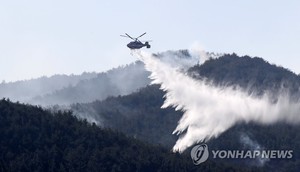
120 32 151 49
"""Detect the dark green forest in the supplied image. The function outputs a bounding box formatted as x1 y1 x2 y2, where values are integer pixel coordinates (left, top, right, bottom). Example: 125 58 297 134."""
71 85 180 147
0 99 259 172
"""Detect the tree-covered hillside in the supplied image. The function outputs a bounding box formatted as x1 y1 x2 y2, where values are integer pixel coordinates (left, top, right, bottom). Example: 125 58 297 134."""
0 99 256 172
71 85 180 147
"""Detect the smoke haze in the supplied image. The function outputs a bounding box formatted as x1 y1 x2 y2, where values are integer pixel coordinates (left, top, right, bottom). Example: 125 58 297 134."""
134 50 300 153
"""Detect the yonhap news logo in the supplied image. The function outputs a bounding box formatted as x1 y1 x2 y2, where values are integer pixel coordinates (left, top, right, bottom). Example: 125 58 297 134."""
190 144 209 165
191 144 293 165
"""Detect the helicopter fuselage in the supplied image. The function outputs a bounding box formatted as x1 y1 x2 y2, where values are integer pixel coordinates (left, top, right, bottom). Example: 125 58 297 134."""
127 41 150 49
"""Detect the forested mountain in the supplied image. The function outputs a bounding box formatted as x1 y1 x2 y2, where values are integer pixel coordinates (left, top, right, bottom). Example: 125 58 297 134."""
0 62 151 106
0 73 98 102
0 99 256 172
71 54 300 170
189 53 300 99
31 61 150 105
1 52 300 170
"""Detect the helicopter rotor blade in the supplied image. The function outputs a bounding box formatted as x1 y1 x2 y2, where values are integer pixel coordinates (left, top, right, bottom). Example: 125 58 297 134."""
125 33 135 40
137 32 146 39
141 40 152 42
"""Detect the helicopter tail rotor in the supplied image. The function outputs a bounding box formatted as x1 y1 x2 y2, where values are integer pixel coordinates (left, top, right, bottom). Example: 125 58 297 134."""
145 41 151 48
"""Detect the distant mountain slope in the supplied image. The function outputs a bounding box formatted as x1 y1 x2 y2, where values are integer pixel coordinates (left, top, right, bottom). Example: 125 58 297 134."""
0 61 151 106
0 99 252 172
31 61 151 105
0 72 98 102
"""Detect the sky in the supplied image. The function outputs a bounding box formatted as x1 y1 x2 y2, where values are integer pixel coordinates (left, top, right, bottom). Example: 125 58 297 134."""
0 0 299 82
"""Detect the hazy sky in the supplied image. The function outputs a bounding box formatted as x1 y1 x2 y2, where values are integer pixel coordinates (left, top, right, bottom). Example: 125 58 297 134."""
0 0 299 82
